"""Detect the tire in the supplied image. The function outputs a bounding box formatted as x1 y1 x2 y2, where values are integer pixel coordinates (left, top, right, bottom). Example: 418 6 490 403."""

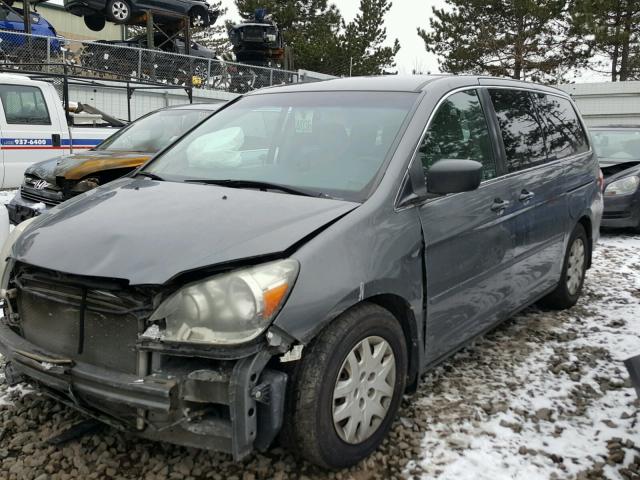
190 8 207 28
281 302 407 469
539 223 588 310
106 0 131 24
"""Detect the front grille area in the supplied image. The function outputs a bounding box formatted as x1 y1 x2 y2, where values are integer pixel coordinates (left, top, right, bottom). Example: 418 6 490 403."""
20 187 63 206
14 266 154 374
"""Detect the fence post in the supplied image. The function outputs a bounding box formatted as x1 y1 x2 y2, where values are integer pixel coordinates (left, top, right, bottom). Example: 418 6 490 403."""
137 49 142 80
207 58 211 90
270 68 273 86
46 37 51 72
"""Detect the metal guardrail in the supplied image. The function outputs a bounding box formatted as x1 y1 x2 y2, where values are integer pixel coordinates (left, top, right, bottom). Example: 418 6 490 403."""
0 30 303 93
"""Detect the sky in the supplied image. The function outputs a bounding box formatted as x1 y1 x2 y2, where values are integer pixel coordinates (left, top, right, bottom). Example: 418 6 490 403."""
218 0 445 74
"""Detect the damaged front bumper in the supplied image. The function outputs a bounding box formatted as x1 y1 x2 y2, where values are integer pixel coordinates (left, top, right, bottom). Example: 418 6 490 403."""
601 192 640 229
6 190 52 225
0 322 288 460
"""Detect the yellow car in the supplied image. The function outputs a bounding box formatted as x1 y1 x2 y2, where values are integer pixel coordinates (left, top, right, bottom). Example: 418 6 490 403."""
8 103 219 224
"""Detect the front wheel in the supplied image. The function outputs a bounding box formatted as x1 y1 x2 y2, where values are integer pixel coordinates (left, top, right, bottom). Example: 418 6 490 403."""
539 223 588 310
281 303 407 469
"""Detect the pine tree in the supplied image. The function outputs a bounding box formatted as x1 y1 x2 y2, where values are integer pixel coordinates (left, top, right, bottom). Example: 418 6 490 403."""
418 0 589 83
336 0 400 76
572 0 640 81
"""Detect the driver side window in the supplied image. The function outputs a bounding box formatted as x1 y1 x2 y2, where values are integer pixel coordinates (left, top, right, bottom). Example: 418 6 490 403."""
418 89 497 181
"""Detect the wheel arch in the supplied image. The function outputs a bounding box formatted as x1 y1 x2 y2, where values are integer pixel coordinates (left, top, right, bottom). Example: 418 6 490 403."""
189 5 208 19
363 294 421 393
577 215 593 269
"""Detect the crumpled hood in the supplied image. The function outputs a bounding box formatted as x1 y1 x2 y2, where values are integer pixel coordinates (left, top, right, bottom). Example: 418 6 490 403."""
598 156 640 168
12 178 359 285
25 151 152 183
602 161 640 186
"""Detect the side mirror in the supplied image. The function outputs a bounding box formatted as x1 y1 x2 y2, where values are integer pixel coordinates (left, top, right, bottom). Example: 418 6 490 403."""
426 159 483 195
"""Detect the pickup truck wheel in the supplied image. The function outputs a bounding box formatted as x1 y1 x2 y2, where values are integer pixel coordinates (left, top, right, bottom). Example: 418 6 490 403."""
107 0 131 23
539 223 588 310
281 303 407 469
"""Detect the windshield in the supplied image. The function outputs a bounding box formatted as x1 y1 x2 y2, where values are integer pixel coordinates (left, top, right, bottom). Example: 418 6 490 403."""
96 108 212 153
592 129 640 161
144 91 417 201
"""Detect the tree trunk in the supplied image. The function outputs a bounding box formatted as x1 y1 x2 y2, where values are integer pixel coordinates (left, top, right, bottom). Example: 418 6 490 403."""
513 16 524 80
619 0 633 80
608 0 622 81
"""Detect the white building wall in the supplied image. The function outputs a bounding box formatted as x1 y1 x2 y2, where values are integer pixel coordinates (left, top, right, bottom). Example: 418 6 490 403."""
557 81 640 126
67 83 238 121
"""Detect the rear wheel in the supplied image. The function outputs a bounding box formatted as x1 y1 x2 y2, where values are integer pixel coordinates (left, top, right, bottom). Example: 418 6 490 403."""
281 303 407 469
107 0 131 24
190 8 207 28
539 223 588 310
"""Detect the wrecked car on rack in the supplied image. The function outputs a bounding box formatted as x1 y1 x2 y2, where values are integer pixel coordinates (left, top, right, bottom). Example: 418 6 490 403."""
0 75 601 469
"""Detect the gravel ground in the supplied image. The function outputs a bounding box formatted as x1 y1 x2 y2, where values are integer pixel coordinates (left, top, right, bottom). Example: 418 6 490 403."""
0 231 639 480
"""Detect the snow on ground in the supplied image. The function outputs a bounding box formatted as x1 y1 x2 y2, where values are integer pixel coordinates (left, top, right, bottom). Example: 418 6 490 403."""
0 231 638 480
405 232 640 480
0 189 17 205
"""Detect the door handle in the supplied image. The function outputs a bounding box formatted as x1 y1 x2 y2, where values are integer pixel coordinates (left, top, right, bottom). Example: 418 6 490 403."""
490 198 510 212
51 133 61 147
519 189 535 202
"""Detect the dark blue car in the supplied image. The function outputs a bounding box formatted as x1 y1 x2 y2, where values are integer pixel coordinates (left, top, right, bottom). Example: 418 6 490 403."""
0 4 63 56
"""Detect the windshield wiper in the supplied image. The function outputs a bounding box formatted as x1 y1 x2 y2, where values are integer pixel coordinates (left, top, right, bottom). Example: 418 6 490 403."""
183 179 328 198
134 171 164 181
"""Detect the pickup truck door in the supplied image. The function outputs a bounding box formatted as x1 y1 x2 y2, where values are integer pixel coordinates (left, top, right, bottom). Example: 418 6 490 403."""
0 82 70 188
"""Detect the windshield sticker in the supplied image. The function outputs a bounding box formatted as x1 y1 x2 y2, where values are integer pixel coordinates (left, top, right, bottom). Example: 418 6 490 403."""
295 110 313 133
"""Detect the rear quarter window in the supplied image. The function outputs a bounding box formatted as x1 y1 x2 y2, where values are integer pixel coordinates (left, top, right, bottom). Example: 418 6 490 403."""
535 94 589 160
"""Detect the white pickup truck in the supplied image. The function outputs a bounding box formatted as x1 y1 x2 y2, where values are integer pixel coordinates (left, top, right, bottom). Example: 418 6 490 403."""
0 74 120 188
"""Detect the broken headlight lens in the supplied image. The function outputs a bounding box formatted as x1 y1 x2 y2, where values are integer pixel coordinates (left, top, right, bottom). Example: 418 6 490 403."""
605 175 640 196
146 259 299 345
71 178 100 193
0 216 37 289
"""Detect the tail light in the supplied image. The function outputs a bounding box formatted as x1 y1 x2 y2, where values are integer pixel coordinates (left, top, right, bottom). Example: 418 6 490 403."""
597 169 604 193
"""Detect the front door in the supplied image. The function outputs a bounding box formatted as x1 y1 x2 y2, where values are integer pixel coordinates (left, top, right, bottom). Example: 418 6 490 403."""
415 89 517 362
0 83 68 188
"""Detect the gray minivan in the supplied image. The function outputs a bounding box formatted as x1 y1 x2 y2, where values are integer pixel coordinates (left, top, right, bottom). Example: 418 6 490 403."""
0 76 602 468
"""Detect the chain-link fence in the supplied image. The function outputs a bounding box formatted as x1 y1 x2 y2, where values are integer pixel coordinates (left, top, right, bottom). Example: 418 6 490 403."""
0 30 305 93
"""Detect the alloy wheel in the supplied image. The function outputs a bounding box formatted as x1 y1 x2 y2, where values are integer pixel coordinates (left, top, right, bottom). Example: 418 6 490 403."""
111 1 129 21
191 14 205 27
332 336 396 444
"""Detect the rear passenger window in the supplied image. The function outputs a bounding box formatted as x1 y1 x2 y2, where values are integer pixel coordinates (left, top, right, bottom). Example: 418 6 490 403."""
535 94 588 160
419 90 497 180
489 89 546 172
0 84 51 125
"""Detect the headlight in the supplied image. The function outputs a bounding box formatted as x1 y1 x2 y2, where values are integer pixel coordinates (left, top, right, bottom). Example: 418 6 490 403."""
0 216 37 290
605 176 640 196
72 177 100 193
146 259 299 345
